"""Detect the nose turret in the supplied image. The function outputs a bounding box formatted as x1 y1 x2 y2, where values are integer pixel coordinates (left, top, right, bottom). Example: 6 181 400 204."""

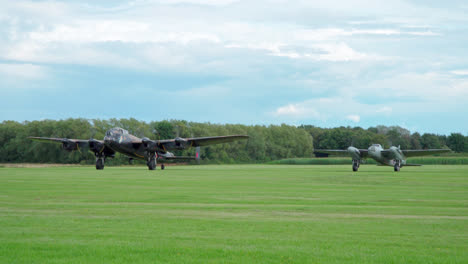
104 129 120 145
104 135 113 144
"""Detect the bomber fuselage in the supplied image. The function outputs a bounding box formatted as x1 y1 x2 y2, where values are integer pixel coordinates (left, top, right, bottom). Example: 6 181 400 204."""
104 128 153 159
368 144 405 166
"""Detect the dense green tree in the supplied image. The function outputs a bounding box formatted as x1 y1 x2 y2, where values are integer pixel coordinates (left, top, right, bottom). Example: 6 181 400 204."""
465 137 468 152
447 133 466 152
421 133 441 149
410 133 422 149
151 120 175 139
386 128 410 149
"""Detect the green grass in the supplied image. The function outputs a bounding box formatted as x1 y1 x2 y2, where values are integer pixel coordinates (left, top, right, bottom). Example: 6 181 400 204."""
0 165 467 263
270 156 468 165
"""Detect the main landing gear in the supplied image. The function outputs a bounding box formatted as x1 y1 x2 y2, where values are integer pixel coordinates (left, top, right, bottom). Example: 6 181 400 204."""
394 160 401 172
95 153 106 170
161 164 165 170
352 159 360 172
147 152 157 170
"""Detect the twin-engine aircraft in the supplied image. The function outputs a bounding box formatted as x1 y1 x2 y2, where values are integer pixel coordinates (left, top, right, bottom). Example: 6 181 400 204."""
314 144 451 171
29 127 249 170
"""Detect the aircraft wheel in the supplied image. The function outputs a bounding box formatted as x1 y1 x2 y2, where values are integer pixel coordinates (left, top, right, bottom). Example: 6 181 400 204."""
147 159 157 170
352 160 359 171
161 164 165 170
96 158 105 170
394 164 400 172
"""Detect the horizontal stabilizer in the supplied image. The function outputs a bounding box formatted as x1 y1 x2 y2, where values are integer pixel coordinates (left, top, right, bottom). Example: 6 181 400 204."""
162 156 197 160
314 149 349 157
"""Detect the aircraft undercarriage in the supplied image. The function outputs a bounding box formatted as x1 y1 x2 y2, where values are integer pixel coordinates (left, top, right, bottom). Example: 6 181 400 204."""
146 153 166 170
352 159 360 171
394 160 401 172
147 152 157 170
95 153 106 170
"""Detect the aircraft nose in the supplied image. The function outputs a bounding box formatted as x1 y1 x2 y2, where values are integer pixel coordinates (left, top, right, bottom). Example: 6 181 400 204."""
104 136 113 144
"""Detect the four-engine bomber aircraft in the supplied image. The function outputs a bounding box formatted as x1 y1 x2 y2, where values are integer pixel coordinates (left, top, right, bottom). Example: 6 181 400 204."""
29 127 249 170
314 144 451 171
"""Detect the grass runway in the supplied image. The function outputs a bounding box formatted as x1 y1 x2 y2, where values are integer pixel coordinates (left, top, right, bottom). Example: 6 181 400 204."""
0 165 467 263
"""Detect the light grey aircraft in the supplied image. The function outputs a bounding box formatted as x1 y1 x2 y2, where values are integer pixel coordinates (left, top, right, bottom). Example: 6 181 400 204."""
314 144 451 171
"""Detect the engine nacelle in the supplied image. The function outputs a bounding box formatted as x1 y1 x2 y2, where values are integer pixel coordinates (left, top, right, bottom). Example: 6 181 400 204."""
142 137 160 152
61 140 78 152
88 139 105 153
347 146 361 160
389 146 404 160
174 137 188 150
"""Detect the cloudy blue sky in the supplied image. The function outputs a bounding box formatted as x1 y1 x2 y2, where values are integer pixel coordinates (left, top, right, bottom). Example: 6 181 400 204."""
1 0 467 134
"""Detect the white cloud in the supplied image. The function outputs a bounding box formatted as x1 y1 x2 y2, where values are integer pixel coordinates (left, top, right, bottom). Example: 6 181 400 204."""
346 114 360 122
270 73 468 123
308 43 372 62
376 106 392 114
274 103 320 119
0 0 445 71
152 0 239 6
451 81 468 97
28 20 221 44
295 28 440 41
362 72 468 101
228 42 380 62
273 97 359 122
166 86 231 97
0 63 48 80
406 31 439 36
451 70 468 76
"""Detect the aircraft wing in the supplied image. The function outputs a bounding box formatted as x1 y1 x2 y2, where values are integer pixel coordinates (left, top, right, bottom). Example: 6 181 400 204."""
29 137 91 148
28 137 112 154
29 137 88 143
187 135 249 146
156 135 249 150
314 149 369 158
401 149 451 157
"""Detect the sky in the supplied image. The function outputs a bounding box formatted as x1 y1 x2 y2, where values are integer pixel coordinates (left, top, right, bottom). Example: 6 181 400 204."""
0 0 467 134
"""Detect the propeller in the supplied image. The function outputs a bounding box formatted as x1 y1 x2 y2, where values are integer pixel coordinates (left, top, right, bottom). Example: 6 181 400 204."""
142 137 161 152
152 128 160 140
174 125 180 138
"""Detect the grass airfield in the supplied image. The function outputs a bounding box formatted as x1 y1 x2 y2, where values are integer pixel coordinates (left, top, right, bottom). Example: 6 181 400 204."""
0 165 467 263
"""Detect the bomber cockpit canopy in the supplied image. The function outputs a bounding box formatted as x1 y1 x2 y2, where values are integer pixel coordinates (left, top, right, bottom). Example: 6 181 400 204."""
106 127 129 137
116 127 128 135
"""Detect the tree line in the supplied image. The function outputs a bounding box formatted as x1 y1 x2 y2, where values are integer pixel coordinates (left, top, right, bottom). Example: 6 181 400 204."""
0 119 466 164
300 125 467 153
